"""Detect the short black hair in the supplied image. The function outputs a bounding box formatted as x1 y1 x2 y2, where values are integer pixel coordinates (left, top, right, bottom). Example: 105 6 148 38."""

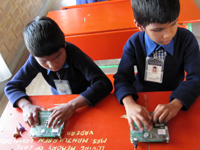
23 16 65 57
131 0 180 28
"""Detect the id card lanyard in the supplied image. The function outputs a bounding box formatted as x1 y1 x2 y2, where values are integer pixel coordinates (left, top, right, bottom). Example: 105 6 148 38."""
54 72 72 95
144 54 165 83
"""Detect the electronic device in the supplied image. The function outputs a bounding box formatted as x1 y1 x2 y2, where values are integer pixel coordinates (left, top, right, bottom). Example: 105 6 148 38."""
130 121 169 143
29 111 64 138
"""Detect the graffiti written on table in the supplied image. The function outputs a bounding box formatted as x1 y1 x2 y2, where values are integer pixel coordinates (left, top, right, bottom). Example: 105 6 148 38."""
66 130 94 136
0 130 108 150
37 138 107 144
15 145 105 150
0 138 34 144
38 138 90 144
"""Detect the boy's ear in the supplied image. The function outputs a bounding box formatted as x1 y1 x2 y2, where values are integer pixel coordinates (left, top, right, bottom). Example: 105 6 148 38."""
134 20 145 31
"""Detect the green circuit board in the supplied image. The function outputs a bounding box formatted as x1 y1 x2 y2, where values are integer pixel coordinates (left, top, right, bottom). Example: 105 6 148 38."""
29 111 64 138
130 122 169 143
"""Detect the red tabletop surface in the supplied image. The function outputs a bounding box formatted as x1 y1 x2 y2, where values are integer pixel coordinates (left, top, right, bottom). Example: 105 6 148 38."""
47 0 200 36
0 92 200 150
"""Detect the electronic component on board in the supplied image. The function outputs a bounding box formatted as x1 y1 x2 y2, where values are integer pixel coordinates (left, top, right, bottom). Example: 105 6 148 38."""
130 121 169 143
29 111 64 138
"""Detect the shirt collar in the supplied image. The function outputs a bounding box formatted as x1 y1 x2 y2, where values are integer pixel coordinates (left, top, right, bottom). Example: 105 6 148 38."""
47 62 69 75
145 32 174 56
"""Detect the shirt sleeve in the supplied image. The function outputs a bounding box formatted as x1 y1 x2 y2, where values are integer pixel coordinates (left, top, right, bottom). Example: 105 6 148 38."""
4 55 39 107
71 48 113 106
169 29 200 110
114 38 139 104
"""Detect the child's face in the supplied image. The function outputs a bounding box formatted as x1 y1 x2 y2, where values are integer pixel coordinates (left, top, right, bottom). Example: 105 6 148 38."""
143 18 178 45
35 47 66 72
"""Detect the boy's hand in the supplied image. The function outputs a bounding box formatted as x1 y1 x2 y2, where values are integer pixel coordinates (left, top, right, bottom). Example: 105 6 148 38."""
16 98 46 127
22 103 46 127
152 99 183 123
47 95 88 129
123 96 153 131
47 103 76 129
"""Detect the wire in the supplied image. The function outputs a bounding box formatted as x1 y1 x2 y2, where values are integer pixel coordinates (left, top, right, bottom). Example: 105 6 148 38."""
134 138 138 150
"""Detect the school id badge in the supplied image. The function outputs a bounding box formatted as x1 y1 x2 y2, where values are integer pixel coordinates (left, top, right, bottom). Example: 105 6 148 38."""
144 57 164 83
54 80 72 95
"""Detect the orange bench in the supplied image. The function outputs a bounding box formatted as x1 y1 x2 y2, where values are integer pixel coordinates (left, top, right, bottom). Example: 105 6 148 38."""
47 1 199 92
47 0 200 61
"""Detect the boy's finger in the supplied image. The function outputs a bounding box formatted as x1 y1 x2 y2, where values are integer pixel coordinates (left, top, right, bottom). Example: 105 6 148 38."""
24 113 35 127
39 107 47 111
47 116 54 128
128 118 135 130
25 119 31 127
162 114 171 123
158 110 168 123
55 119 64 128
28 117 35 128
153 109 168 124
152 110 162 123
47 107 55 112
144 108 152 120
32 111 39 125
152 112 158 123
134 118 144 131
137 115 152 131
52 115 62 129
47 111 59 128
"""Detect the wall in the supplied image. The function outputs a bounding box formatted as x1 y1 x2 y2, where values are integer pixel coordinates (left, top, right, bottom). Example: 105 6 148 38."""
0 0 50 102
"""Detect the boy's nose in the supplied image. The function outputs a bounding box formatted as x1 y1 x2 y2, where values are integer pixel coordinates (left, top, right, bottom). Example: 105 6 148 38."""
47 61 57 69
163 28 172 39
163 34 167 38
163 32 170 39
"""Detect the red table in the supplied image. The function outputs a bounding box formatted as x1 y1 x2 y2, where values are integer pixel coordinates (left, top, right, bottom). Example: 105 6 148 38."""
0 92 199 150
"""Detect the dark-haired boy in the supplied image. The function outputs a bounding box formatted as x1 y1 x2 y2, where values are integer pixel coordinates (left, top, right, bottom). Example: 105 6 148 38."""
114 0 200 131
5 16 112 129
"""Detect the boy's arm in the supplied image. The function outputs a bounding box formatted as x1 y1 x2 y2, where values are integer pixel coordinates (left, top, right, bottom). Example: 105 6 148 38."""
123 95 152 131
16 98 46 127
153 29 200 123
114 38 139 104
5 55 45 127
4 55 39 107
169 29 200 110
114 35 150 130
68 95 89 109
70 46 113 106
47 95 88 128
